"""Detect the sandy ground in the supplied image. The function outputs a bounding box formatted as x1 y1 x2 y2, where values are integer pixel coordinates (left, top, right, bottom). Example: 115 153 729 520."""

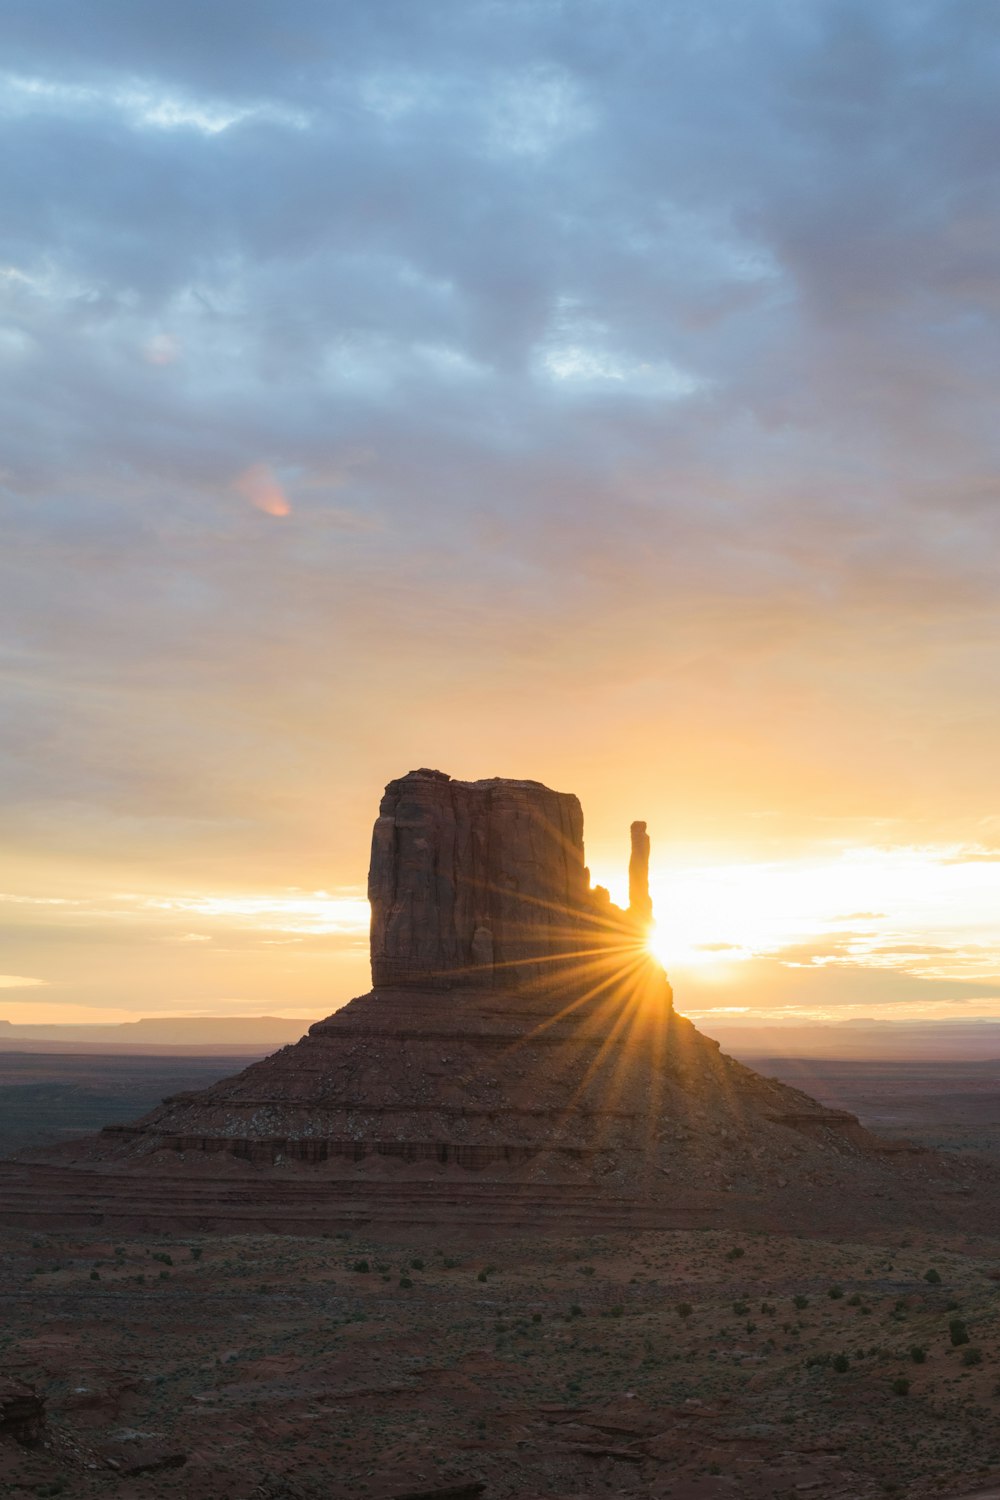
4 1222 1000 1499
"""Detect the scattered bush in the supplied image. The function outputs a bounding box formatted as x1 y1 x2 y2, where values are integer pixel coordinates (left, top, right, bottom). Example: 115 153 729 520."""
963 1347 983 1367
676 1302 693 1319
832 1354 850 1373
950 1319 970 1347
892 1377 911 1396
151 1252 173 1266
89 1270 99 1281
399 1276 413 1289
733 1300 749 1316
569 1303 583 1318
828 1286 844 1300
924 1268 942 1284
910 1346 927 1364
609 1305 623 1318
725 1247 745 1262
410 1258 424 1271
793 1295 809 1310
847 1293 862 1307
352 1259 371 1274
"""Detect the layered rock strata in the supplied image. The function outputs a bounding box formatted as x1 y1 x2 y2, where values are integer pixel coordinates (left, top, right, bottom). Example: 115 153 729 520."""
369 769 646 990
0 769 932 1236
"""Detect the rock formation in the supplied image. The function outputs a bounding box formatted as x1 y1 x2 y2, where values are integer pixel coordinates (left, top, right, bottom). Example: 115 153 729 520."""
0 1379 44 1448
628 819 653 928
369 770 617 990
0 769 933 1237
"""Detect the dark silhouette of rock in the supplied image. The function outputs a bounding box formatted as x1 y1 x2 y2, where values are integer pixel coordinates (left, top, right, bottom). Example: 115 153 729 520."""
628 820 653 928
369 769 629 990
0 769 945 1238
0 1378 44 1447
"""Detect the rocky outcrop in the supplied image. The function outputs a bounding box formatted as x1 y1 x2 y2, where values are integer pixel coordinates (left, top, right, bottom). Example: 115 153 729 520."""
0 769 931 1238
369 769 633 990
628 820 653 928
0 1379 44 1447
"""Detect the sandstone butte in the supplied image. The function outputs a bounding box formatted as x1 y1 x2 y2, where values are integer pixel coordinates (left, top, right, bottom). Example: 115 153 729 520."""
0 769 978 1237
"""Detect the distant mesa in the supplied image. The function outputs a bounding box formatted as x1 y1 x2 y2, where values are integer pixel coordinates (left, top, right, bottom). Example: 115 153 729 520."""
0 769 950 1237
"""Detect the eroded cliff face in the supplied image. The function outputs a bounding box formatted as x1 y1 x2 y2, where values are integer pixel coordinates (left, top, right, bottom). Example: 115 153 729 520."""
2 768 926 1239
368 769 634 989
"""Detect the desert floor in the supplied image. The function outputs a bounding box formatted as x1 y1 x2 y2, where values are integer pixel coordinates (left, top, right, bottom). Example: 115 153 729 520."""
4 1218 1000 1499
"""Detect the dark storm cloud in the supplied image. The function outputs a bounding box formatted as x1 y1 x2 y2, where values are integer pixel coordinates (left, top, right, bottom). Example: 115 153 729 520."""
3 0 1000 882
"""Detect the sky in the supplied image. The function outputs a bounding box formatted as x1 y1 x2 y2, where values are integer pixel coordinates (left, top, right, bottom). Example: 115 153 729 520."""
3 0 1000 1030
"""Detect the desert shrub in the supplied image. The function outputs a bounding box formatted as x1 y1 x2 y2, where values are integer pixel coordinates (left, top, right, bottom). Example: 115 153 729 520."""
609 1305 623 1318
190 1247 203 1261
725 1247 745 1261
569 1303 583 1318
733 1300 749 1316
847 1294 862 1307
410 1257 424 1271
760 1302 775 1315
676 1302 693 1319
828 1286 844 1300
151 1252 173 1266
892 1377 911 1396
793 1295 809 1310
89 1270 99 1281
352 1259 370 1274
477 1270 489 1283
443 1256 459 1269
963 1347 983 1366
399 1276 413 1289
910 1346 927 1364
832 1354 850 1373
924 1268 942 1284
950 1319 970 1347
531 1312 542 1323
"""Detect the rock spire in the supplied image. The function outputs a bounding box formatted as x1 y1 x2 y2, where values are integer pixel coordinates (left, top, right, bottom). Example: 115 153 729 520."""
628 819 653 928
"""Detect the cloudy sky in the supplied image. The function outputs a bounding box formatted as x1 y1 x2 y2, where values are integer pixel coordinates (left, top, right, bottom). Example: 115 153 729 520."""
3 0 1000 1027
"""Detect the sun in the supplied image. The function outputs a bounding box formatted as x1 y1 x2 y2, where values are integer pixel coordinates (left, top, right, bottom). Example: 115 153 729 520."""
646 923 673 970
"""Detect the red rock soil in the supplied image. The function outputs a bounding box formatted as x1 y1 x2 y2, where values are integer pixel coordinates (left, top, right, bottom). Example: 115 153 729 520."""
5 1223 1000 1499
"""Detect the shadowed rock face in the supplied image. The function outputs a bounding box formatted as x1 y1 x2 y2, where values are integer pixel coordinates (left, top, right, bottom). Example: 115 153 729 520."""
368 769 639 990
0 768 928 1239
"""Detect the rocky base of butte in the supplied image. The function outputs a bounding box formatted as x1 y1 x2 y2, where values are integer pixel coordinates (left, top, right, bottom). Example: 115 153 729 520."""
0 770 974 1237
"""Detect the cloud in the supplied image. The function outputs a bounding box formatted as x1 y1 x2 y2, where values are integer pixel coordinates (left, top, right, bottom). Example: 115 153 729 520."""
0 974 46 988
232 463 291 517
4 1 1000 1014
